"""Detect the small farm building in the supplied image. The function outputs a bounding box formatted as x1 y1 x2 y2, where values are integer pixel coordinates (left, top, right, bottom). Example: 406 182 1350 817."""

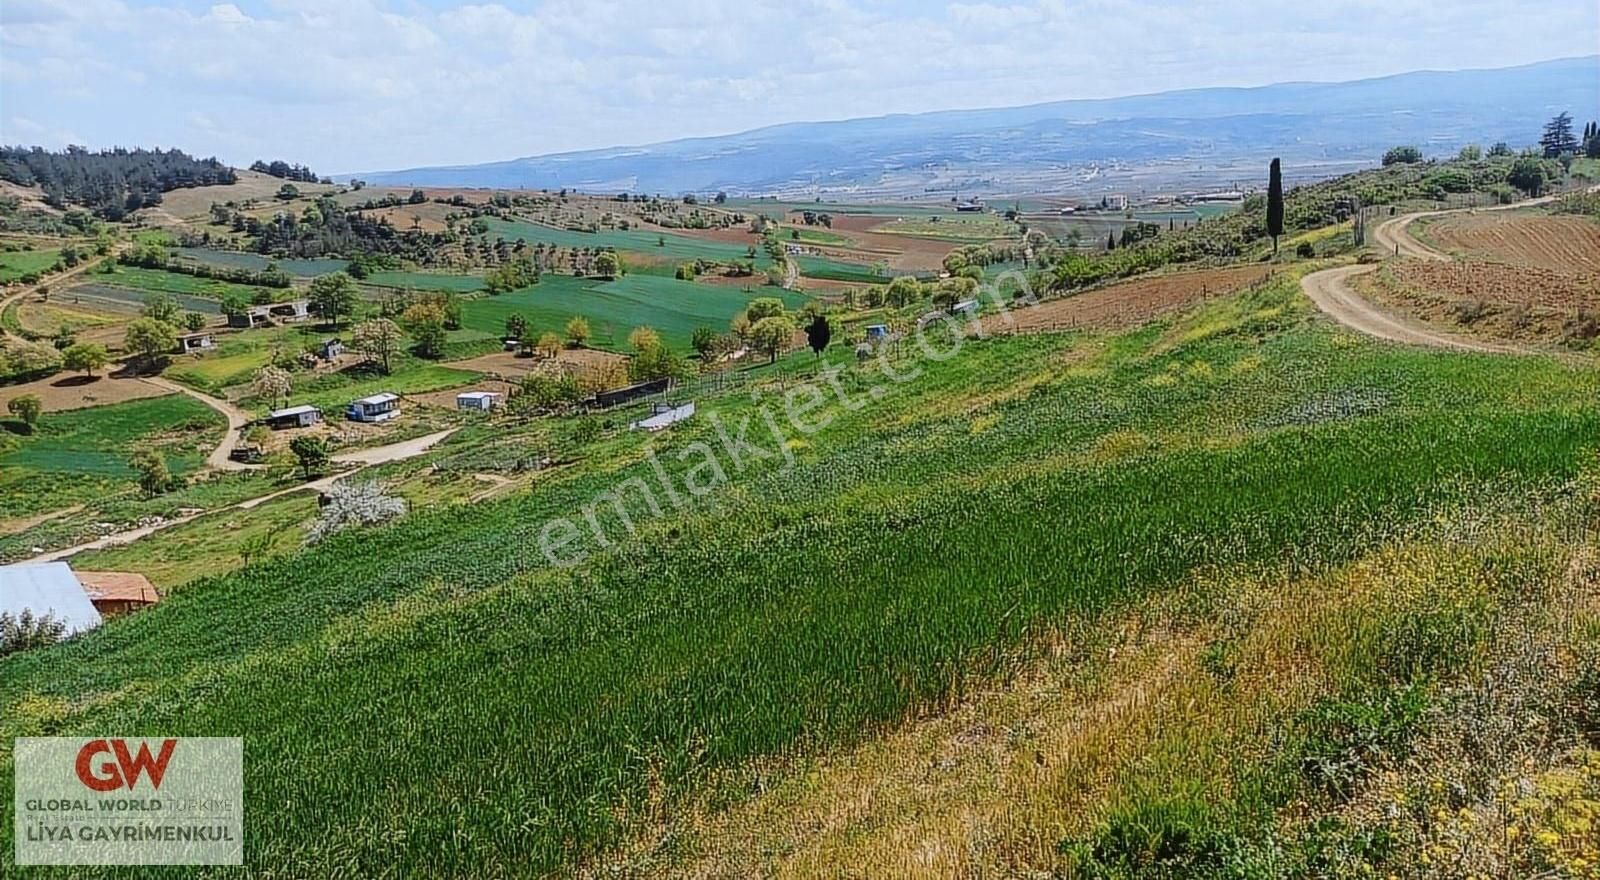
0 562 105 636
456 391 502 412
176 332 215 354
865 324 890 341
76 571 161 617
347 393 400 423
229 300 310 329
319 339 345 360
267 404 323 430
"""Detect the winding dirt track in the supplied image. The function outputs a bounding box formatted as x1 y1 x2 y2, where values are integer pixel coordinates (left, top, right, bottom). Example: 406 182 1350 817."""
23 428 458 564
1300 190 1589 354
139 376 260 471
1299 264 1521 354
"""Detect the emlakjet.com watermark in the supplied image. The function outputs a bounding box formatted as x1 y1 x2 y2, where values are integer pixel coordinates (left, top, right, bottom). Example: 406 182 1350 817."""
13 737 242 866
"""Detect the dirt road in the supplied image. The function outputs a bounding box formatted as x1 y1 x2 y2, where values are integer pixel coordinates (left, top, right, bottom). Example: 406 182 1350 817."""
140 376 260 471
0 252 118 342
1303 191 1590 353
24 428 458 563
1299 264 1521 354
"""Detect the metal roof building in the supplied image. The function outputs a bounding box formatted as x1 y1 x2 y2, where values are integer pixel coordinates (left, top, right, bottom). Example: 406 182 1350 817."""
0 562 104 636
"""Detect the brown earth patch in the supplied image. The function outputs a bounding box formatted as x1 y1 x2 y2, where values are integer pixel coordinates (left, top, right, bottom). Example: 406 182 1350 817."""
0 374 172 413
1425 212 1600 273
448 347 629 384
982 265 1274 335
1355 259 1600 347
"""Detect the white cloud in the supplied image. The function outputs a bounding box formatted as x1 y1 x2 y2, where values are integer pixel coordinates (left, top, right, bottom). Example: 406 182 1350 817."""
0 0 1594 172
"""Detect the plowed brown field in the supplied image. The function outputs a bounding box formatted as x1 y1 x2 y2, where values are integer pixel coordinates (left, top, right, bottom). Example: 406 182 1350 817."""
1426 212 1600 273
983 265 1274 334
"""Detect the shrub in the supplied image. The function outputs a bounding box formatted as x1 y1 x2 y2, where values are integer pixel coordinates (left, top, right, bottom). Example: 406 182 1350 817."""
305 481 407 545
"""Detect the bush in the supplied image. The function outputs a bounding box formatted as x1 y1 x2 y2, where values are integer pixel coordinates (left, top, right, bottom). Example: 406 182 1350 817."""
1295 241 1316 259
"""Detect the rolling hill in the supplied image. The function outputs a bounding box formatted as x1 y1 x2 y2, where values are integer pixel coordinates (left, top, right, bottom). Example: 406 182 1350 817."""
354 56 1599 198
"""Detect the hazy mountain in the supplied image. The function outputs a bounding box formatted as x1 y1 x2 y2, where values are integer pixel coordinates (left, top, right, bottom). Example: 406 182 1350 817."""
356 56 1599 197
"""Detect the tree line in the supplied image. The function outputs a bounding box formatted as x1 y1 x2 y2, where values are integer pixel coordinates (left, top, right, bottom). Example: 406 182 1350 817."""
0 145 236 219
248 159 327 184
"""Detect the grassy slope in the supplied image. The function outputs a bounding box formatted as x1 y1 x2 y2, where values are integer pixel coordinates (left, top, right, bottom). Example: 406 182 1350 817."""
3 276 1599 876
0 248 60 282
458 273 808 351
0 394 223 519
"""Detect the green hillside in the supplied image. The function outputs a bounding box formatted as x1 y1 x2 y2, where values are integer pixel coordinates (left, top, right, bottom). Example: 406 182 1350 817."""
4 273 1599 875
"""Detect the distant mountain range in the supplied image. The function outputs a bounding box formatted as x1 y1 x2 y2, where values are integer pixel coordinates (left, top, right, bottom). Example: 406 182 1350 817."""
355 56 1599 199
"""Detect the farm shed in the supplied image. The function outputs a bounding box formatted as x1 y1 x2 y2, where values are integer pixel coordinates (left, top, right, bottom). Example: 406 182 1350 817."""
175 332 215 354
76 571 160 617
319 338 345 360
456 391 502 412
229 299 311 329
952 299 980 316
865 324 890 341
955 201 985 212
267 404 323 429
0 562 103 636
347 393 400 423
589 377 672 410
630 401 696 432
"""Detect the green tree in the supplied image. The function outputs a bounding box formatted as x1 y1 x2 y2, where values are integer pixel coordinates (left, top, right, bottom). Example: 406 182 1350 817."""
565 316 591 348
182 311 208 332
593 251 620 279
504 314 529 342
1541 112 1578 158
352 318 404 374
402 303 448 359
690 326 719 360
750 315 795 364
627 341 688 383
536 331 562 359
805 313 831 355
1383 146 1423 166
0 610 67 658
252 365 293 409
309 272 359 329
130 447 176 496
746 297 786 323
289 435 330 479
1508 157 1549 196
627 326 661 352
142 291 180 324
1457 144 1482 161
1266 157 1285 254
885 276 922 308
62 342 109 378
276 183 300 200
6 394 42 431
124 318 177 368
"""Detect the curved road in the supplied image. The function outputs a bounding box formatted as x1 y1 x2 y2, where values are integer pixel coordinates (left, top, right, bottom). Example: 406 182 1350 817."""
25 428 458 563
1301 190 1592 353
140 376 260 471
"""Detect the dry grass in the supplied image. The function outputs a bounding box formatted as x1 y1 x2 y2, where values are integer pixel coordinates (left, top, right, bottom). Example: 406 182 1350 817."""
582 501 1578 878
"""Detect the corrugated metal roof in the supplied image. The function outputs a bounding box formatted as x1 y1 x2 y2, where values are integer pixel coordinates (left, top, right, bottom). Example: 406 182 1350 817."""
76 571 160 606
0 562 103 635
269 405 321 418
354 392 398 405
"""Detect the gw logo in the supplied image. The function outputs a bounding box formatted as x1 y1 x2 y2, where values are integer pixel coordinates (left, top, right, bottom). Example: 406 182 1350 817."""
74 739 179 792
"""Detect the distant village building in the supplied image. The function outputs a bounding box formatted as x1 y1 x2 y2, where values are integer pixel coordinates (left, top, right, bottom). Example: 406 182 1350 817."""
629 401 696 432
955 201 985 213
175 332 214 354
1102 194 1129 211
266 404 323 430
229 300 311 329
456 391 502 412
347 392 400 423
865 324 891 341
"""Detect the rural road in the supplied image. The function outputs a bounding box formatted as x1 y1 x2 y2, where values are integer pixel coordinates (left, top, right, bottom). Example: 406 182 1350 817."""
140 376 260 471
1299 264 1520 354
1301 189 1589 353
0 251 118 342
24 428 459 563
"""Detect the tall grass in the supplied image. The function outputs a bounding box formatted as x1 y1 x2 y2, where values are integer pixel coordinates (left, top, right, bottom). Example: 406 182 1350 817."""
2 278 1597 875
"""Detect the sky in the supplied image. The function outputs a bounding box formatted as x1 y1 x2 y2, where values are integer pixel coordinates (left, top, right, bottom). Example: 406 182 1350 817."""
2 0 1597 175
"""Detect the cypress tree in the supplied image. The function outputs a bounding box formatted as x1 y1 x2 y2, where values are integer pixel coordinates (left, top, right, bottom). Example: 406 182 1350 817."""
1267 158 1285 255
1106 231 1115 250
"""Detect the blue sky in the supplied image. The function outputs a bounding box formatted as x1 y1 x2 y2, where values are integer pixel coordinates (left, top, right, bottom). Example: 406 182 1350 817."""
2 0 1596 174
